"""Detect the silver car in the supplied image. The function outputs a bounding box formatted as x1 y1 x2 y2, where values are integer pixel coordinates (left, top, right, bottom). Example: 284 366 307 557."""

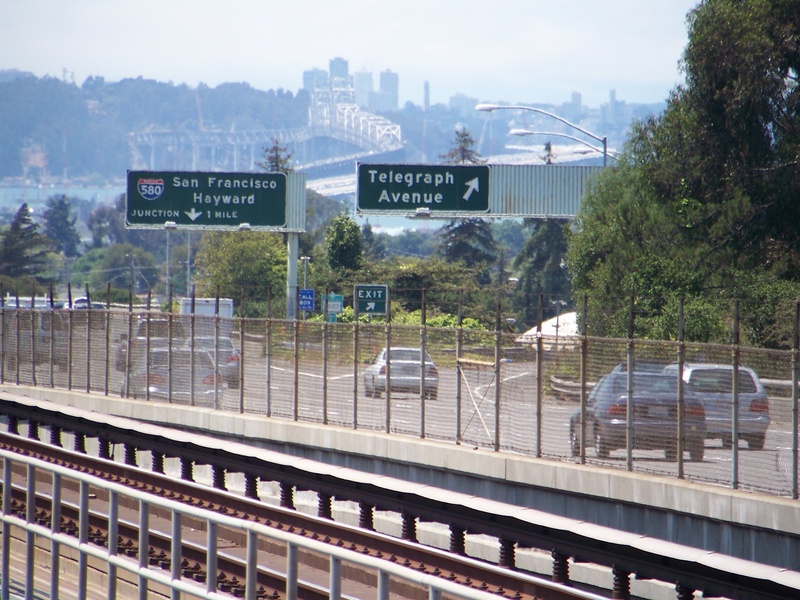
124 348 224 406
662 363 770 450
183 336 241 389
363 347 438 399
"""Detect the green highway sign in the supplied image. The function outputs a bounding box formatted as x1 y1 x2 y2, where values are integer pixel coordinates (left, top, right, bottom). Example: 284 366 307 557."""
354 284 389 315
357 163 489 214
126 170 287 229
327 293 344 314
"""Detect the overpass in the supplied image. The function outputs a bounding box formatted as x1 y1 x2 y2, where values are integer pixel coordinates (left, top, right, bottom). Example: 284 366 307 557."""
4 383 799 600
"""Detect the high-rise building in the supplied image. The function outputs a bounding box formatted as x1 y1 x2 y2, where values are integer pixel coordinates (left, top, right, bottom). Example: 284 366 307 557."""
302 68 328 92
329 57 349 81
372 69 399 112
354 69 373 108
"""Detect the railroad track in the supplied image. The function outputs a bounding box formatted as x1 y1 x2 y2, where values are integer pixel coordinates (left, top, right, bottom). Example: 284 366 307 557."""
0 432 589 600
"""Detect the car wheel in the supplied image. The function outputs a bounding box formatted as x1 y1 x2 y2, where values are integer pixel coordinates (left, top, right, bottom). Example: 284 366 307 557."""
228 378 240 390
426 388 438 401
594 430 609 459
569 428 580 458
744 433 765 451
665 445 678 462
721 434 733 449
689 444 705 462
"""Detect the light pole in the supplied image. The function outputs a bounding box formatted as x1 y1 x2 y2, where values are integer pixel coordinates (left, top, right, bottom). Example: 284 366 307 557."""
476 103 608 167
509 129 613 161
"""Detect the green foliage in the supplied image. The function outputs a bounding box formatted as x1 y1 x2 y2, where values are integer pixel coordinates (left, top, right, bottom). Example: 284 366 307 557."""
439 127 485 166
42 195 82 257
435 218 497 273
567 0 800 347
0 203 53 280
257 137 294 173
513 220 571 329
325 214 363 274
194 231 287 302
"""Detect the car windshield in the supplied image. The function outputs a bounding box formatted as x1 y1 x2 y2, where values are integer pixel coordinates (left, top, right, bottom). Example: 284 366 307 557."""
688 369 757 393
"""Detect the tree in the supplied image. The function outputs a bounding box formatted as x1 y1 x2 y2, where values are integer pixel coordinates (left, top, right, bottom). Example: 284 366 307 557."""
193 231 287 303
439 127 484 165
361 222 387 260
566 0 800 346
513 220 572 329
436 127 496 280
0 203 52 279
42 194 82 257
435 218 497 270
325 214 363 274
257 137 294 173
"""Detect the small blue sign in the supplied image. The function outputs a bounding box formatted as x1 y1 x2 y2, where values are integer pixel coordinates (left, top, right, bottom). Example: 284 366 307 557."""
298 288 315 311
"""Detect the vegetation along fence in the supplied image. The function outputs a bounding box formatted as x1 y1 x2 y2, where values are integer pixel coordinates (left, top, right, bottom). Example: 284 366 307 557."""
1 290 798 500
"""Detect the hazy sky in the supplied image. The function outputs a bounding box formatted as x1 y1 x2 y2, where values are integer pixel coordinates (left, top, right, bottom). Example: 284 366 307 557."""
2 0 700 107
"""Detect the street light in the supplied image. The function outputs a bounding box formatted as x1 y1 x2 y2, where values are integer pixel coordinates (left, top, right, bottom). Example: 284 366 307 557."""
509 129 610 159
476 103 608 167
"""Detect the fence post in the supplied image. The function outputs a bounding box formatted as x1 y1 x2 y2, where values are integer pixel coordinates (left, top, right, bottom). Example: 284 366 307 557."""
677 297 686 479
385 293 392 434
732 300 741 490
625 295 635 471
239 288 245 414
265 286 273 417
420 288 427 439
353 293 360 430
84 283 90 393
104 283 111 396
455 289 463 444
494 297 502 452
537 293 544 459
792 302 799 500
578 294 587 463
293 284 300 421
322 288 329 425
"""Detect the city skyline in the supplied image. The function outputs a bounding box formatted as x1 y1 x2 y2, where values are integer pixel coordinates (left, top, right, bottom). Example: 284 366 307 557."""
1 1 700 108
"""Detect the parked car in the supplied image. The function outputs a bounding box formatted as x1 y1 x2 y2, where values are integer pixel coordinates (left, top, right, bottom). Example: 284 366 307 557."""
124 348 223 406
363 347 438 399
570 370 706 461
115 317 188 371
183 336 240 388
661 363 770 450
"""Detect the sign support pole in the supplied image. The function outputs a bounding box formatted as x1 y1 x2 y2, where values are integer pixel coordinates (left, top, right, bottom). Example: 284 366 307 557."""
286 232 298 320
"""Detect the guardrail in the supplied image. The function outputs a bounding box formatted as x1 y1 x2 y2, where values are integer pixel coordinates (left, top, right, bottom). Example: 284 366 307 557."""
1 448 519 600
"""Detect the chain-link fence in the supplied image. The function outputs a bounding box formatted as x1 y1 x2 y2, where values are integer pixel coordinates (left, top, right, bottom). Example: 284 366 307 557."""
1 300 798 499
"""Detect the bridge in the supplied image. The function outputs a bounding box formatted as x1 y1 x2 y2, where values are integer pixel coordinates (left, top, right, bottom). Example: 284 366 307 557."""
127 82 403 177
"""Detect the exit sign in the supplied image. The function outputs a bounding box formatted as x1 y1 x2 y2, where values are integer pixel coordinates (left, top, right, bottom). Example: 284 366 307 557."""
354 284 389 315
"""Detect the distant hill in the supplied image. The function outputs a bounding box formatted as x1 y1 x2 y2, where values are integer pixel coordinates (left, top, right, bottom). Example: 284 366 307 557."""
0 71 309 182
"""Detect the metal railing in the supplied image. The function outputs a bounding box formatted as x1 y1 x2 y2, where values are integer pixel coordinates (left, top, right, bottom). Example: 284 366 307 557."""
1 448 519 600
0 300 798 499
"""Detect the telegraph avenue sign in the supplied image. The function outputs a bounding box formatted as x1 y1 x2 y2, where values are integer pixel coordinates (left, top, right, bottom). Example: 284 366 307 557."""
126 170 287 229
356 163 489 214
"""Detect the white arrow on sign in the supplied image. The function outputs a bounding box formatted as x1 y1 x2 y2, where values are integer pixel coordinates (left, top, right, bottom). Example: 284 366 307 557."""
185 208 202 221
463 177 480 201
366 302 376 311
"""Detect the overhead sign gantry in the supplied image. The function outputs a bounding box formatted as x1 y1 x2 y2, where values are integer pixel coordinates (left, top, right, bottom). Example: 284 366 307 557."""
126 170 287 230
356 163 489 216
